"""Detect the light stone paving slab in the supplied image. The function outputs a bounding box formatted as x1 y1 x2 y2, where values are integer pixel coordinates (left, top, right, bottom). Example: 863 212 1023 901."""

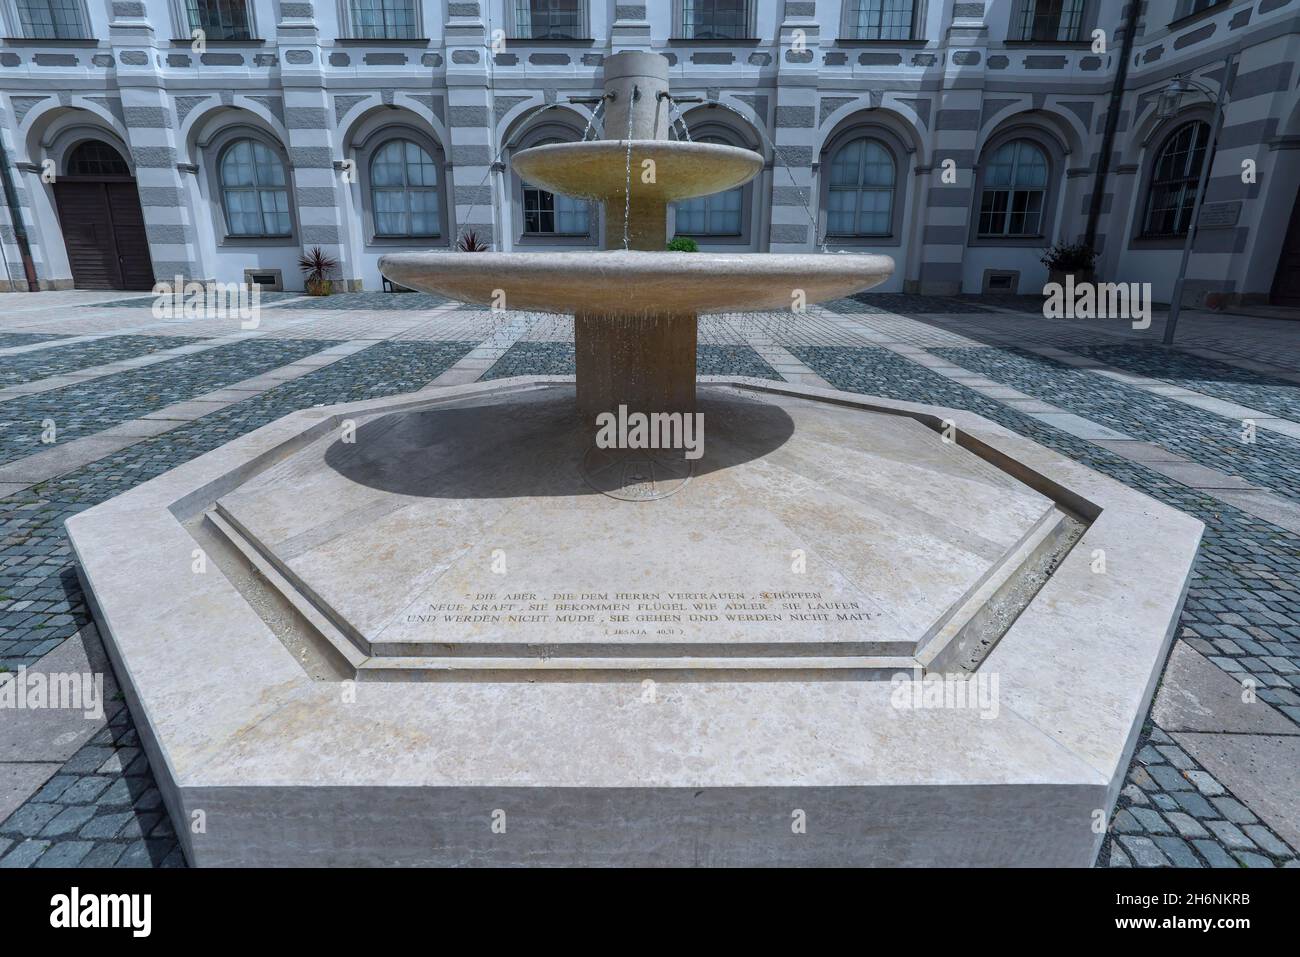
1173 733 1300 853
0 628 119 765
1137 461 1264 492
0 764 63 823
1153 643 1298 735
0 436 143 485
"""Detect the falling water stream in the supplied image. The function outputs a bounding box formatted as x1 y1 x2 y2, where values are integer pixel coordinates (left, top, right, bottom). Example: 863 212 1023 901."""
705 101 827 254
622 89 635 252
666 98 692 142
581 98 607 141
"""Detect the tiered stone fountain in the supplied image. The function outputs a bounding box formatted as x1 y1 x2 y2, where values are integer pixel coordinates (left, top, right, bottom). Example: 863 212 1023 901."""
65 52 1202 868
380 52 891 418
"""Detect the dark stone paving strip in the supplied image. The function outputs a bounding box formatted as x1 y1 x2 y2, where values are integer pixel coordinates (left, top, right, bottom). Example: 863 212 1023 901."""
0 335 199 388
0 338 339 466
1066 344 1300 424
829 293 1005 315
0 340 477 868
932 346 1300 506
275 291 452 310
794 344 1300 868
481 341 782 381
0 333 67 349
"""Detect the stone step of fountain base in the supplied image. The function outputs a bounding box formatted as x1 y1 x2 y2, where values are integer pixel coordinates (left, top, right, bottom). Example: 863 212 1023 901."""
198 483 1081 680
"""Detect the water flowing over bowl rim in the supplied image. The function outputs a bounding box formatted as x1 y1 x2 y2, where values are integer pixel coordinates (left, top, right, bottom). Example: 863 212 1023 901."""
511 140 765 203
379 250 895 315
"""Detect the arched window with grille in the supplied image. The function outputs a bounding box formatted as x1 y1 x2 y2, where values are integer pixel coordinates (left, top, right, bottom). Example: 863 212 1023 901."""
218 138 291 239
1141 121 1211 239
369 139 441 238
977 139 1048 237
66 141 130 178
826 137 896 238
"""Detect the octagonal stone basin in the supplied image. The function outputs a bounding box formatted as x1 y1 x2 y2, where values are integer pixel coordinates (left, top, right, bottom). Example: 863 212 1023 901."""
512 141 764 203
379 250 894 315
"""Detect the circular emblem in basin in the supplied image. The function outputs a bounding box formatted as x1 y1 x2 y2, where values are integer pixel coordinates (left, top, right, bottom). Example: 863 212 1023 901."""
581 445 694 501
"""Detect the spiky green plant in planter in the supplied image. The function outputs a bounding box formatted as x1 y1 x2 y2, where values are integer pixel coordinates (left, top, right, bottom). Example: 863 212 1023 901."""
456 230 490 252
299 246 339 296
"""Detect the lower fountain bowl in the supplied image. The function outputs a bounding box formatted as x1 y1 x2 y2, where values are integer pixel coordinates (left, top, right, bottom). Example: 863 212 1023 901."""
379 250 894 315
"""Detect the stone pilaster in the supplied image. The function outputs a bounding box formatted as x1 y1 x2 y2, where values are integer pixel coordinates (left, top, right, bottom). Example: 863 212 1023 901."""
110 2 203 282
769 4 820 253
445 3 495 247
611 5 651 49
914 17 988 295
277 7 353 285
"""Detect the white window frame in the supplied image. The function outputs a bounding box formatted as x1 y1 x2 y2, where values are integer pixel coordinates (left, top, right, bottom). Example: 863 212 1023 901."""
507 0 590 40
1009 0 1088 42
671 0 756 41
4 0 93 39
168 0 258 41
840 0 918 41
336 0 424 40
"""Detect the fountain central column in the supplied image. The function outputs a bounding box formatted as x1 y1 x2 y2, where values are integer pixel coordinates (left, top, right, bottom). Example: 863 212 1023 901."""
574 51 698 420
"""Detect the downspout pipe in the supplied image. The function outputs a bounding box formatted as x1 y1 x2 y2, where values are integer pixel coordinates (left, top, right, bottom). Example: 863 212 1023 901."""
0 137 39 291
1084 0 1143 252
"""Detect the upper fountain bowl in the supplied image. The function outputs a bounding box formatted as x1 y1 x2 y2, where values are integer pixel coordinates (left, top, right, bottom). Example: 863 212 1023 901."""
512 141 764 204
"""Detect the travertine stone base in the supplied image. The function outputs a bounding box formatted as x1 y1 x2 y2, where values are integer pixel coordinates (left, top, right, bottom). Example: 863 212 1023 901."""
66 378 1204 867
574 312 697 416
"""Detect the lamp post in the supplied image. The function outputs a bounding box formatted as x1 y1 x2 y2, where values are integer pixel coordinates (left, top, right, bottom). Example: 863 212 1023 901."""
1158 53 1235 346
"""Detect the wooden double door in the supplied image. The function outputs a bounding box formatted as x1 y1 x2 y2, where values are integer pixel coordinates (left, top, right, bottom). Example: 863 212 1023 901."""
53 179 155 291
1271 183 1300 306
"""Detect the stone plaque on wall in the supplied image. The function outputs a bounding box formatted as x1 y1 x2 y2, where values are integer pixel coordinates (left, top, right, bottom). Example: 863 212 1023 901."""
1198 201 1242 228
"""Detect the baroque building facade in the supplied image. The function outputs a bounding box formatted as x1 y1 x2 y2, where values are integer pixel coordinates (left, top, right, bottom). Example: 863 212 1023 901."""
0 0 1298 304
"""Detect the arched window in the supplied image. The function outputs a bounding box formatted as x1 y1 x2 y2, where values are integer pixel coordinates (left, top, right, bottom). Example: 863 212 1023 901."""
977 139 1048 237
520 137 590 237
219 138 291 238
826 137 896 237
674 135 743 238
66 141 129 177
1142 121 1210 238
370 139 440 238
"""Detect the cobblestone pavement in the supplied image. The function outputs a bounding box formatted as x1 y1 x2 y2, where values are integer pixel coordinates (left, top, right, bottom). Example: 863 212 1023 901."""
1 291 1298 868
0 335 199 389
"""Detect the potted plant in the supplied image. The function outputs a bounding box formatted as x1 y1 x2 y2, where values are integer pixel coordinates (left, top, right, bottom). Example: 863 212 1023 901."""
666 237 699 252
456 229 490 252
299 246 339 296
1040 241 1097 287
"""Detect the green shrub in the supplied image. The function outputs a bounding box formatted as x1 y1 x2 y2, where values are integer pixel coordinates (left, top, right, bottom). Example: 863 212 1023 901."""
1040 241 1097 272
666 237 699 252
